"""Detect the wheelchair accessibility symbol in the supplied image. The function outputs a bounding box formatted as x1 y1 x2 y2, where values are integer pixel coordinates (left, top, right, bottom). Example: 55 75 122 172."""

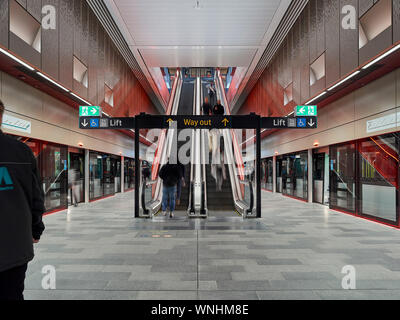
297 118 306 128
90 119 99 128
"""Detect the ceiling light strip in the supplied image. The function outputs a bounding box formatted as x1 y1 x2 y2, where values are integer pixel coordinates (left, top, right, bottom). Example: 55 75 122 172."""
362 43 400 70
70 92 91 106
37 72 70 92
305 91 327 105
327 70 361 91
0 47 35 71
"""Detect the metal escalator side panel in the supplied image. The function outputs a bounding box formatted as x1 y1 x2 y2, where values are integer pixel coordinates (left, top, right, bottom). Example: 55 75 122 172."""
151 72 182 181
194 77 203 213
144 72 183 216
216 69 246 180
152 78 183 199
188 78 197 214
214 72 247 215
200 81 208 215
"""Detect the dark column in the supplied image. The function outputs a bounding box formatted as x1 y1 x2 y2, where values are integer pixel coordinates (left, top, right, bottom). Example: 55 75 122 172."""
256 114 261 218
134 115 140 218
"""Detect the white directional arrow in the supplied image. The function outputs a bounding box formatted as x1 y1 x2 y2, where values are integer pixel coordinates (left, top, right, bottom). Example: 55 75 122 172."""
299 107 305 114
308 119 315 127
90 108 97 115
81 119 89 127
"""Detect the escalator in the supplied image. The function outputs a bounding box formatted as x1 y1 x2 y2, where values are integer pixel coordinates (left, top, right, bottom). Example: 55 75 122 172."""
205 164 235 212
175 81 194 211
139 69 256 219
201 81 235 214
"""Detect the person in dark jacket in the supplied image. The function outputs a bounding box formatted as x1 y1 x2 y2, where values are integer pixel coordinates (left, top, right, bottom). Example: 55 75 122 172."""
202 97 212 116
213 99 225 115
176 161 186 206
158 160 182 218
0 100 45 300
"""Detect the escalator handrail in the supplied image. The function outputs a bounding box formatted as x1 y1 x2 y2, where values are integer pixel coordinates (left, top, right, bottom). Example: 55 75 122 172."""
188 77 199 213
151 71 181 181
140 72 183 216
216 69 246 180
239 179 254 214
214 75 243 204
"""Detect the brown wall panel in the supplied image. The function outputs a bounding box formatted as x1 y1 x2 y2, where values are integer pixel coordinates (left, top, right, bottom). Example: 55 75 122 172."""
41 0 59 80
324 0 340 87
292 22 301 105
97 27 105 107
15 0 26 8
316 0 326 56
394 0 400 43
27 0 42 21
359 0 374 17
88 10 98 104
80 1 89 66
9 32 41 67
59 0 73 89
359 27 392 65
309 0 318 63
0 0 9 48
340 0 359 76
73 0 81 60
0 0 164 116
300 7 310 103
237 0 400 121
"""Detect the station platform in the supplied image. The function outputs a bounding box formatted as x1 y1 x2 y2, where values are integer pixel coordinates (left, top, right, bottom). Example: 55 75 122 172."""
24 191 400 300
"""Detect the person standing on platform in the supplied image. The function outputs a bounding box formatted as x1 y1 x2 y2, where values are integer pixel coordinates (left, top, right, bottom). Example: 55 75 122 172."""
0 100 45 301
159 159 182 218
68 168 79 207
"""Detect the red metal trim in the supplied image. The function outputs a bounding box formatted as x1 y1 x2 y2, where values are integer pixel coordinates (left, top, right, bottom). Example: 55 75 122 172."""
89 194 115 203
282 193 308 203
330 208 400 230
262 188 273 192
43 207 67 216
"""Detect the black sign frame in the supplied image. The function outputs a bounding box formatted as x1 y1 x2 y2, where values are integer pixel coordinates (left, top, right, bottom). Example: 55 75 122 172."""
134 112 262 219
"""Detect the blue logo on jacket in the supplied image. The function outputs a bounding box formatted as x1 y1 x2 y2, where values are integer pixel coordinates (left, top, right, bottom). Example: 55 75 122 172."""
0 167 14 191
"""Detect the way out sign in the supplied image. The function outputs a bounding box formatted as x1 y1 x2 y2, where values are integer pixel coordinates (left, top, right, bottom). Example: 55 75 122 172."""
79 106 102 117
295 105 317 117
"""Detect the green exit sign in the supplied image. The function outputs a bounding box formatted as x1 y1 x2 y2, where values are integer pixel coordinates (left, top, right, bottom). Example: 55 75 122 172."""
295 105 317 116
79 106 101 117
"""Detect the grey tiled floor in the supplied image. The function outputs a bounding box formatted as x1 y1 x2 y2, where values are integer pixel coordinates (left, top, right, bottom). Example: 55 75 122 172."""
24 191 400 300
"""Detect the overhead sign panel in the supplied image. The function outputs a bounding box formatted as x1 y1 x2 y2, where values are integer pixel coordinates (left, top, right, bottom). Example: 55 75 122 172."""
79 106 101 117
136 114 260 129
295 105 317 117
78 114 318 130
